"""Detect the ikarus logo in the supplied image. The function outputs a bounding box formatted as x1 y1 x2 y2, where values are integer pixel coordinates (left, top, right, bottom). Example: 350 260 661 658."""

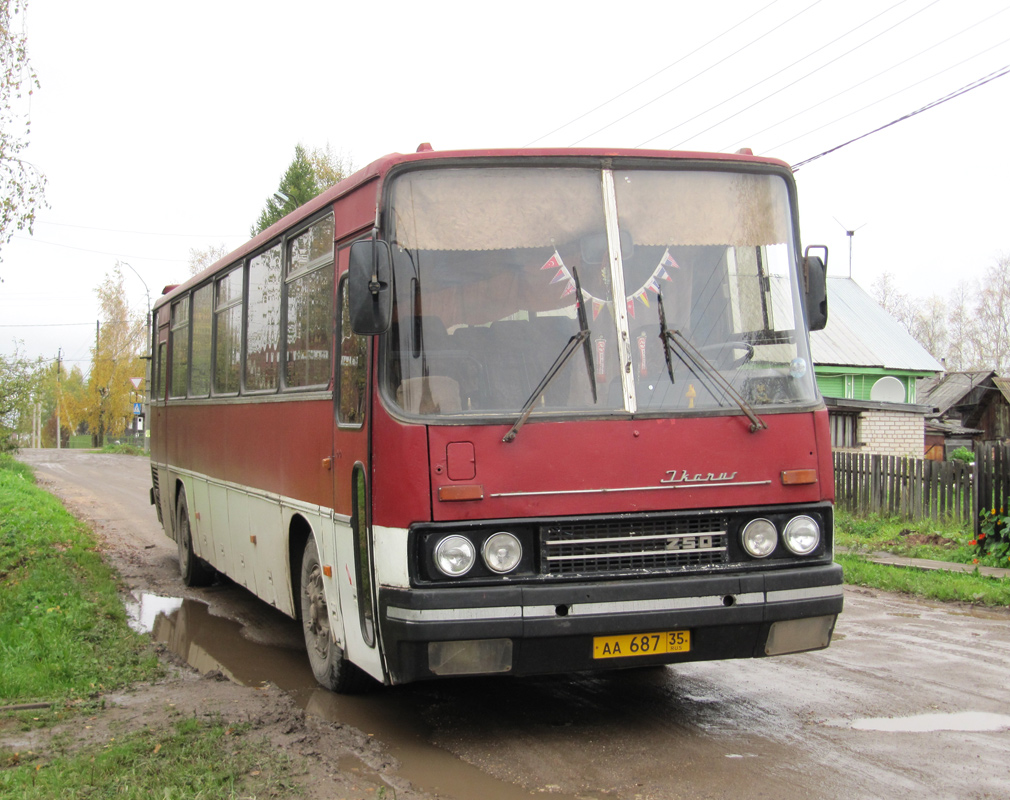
660 469 739 485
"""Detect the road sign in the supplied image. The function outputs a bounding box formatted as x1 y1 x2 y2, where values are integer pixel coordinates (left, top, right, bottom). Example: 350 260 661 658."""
131 377 144 389
133 403 143 415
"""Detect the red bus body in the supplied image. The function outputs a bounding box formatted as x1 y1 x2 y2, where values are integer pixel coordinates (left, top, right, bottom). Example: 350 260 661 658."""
150 147 842 689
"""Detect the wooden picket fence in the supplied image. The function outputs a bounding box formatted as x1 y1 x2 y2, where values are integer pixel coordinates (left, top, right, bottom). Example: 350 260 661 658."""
833 444 1010 531
975 444 1010 525
833 452 973 522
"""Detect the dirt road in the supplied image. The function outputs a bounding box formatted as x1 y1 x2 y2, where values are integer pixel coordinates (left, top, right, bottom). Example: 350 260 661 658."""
14 449 1010 799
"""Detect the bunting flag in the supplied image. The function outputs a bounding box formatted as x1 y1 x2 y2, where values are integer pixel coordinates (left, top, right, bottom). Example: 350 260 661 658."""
538 248 679 318
541 251 563 271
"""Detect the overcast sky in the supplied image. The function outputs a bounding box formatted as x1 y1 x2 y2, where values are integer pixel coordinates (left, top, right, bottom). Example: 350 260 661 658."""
3 0 1009 371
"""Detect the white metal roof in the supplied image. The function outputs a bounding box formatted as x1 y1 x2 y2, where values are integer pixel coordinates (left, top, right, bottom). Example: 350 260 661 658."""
809 277 943 372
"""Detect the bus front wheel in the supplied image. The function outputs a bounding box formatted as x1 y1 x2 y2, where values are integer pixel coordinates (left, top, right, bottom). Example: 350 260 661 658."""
176 489 215 587
299 539 370 693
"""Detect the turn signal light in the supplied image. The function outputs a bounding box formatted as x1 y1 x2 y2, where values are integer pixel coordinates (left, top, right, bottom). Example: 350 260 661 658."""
781 469 816 485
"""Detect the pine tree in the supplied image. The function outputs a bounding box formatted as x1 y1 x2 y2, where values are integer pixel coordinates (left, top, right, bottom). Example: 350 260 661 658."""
252 145 320 236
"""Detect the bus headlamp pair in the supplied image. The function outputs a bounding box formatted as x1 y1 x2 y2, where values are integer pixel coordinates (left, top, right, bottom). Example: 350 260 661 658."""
741 515 820 558
434 532 522 577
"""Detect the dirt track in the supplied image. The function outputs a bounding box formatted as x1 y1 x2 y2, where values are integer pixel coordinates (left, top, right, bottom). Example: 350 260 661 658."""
12 449 1010 800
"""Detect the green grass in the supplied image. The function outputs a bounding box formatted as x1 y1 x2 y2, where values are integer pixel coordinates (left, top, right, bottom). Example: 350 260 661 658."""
98 443 147 456
835 509 1010 607
837 552 1010 606
0 454 161 704
834 509 976 562
0 717 301 798
0 455 309 797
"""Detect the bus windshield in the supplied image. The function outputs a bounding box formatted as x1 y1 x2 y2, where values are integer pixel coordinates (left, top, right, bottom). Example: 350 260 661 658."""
383 165 817 419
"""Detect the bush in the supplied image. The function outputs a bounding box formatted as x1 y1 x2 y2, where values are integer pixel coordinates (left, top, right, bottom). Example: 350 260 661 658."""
970 507 1010 567
950 446 975 464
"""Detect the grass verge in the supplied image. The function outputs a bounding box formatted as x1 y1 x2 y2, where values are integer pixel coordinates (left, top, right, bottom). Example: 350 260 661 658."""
0 453 308 796
99 443 147 456
0 454 161 703
1 717 301 798
835 510 1010 607
837 553 1010 607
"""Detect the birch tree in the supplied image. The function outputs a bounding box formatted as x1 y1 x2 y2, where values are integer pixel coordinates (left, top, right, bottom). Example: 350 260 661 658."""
0 0 46 269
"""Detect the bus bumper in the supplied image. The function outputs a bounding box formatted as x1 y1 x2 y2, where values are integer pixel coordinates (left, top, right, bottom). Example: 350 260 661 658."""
377 563 843 684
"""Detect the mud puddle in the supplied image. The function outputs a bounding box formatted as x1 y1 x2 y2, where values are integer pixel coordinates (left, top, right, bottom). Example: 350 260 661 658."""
128 591 587 800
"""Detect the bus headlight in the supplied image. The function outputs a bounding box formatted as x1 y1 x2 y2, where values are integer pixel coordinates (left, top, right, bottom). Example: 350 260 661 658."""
434 535 476 576
482 532 522 574
741 518 777 558
783 515 820 555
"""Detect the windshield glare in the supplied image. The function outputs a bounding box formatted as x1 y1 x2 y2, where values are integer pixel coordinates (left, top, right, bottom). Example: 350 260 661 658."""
382 165 817 419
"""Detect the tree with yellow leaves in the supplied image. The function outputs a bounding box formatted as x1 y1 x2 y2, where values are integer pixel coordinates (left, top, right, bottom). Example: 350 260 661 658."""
77 265 145 445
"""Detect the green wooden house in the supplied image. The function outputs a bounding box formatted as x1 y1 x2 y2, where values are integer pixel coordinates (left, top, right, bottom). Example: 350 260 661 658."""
810 277 942 455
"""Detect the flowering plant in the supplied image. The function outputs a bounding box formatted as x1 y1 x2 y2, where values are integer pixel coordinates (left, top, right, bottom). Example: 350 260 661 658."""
970 507 1010 567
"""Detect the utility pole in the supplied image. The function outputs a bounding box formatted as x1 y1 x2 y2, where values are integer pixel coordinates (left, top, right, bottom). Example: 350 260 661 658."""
56 348 61 450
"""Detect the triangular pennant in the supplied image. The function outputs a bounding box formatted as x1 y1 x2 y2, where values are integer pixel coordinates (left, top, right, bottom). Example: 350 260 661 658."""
550 267 569 285
660 249 680 270
541 251 563 271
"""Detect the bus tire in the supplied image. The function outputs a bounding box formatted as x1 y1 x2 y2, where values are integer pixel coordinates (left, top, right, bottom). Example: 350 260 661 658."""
176 489 215 587
299 538 371 693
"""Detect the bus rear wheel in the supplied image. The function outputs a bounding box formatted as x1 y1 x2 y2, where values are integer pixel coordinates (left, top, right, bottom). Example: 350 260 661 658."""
299 538 370 693
176 489 215 587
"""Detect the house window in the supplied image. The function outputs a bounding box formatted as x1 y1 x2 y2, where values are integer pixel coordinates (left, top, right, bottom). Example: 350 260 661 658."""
829 411 859 448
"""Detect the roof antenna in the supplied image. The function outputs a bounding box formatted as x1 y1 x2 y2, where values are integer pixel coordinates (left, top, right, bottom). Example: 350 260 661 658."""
834 218 866 279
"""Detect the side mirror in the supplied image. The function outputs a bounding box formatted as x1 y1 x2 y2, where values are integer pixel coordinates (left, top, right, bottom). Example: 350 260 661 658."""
348 239 392 335
803 245 828 332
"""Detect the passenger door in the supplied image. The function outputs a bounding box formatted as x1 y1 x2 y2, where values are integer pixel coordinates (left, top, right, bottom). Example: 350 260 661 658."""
331 245 383 681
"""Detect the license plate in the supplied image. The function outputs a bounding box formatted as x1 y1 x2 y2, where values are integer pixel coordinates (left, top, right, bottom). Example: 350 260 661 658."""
593 630 691 659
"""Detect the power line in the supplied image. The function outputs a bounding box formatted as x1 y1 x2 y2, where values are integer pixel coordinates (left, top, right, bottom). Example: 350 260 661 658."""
35 219 244 240
567 0 828 146
11 234 187 263
653 0 937 149
768 38 1010 154
0 321 100 328
791 62 1010 169
720 6 1010 152
522 0 783 148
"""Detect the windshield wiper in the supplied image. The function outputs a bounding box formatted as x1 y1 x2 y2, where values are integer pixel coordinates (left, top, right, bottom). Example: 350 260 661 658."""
656 293 767 433
503 264 597 443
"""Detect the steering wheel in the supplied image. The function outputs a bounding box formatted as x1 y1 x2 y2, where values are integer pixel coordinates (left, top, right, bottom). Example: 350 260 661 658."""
696 340 755 369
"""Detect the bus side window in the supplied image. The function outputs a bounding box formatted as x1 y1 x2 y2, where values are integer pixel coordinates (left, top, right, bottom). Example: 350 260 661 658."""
169 297 189 398
337 277 367 425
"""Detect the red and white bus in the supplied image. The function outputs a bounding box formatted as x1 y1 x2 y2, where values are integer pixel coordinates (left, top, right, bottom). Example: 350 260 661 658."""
150 145 842 692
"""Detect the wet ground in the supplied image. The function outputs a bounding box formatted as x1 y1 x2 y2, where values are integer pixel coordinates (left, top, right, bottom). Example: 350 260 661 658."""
17 449 1010 799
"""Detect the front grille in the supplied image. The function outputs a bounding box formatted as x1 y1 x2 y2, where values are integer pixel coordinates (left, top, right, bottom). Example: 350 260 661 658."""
541 516 730 577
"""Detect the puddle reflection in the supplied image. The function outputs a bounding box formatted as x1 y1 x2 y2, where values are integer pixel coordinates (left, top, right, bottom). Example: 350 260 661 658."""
131 592 315 690
136 590 586 800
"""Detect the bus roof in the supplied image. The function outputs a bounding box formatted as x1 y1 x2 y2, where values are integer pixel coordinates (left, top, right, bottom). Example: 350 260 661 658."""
154 145 791 310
